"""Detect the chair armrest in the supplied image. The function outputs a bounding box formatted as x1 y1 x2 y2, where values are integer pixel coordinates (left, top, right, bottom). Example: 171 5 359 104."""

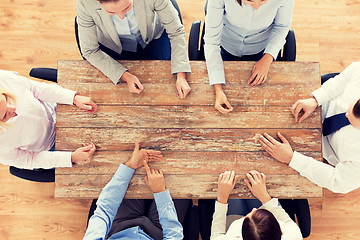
29 68 58 83
189 20 201 61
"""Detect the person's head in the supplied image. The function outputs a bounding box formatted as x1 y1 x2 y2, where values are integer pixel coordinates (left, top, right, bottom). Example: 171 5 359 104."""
346 98 360 129
0 88 17 127
235 0 269 10
98 0 133 19
242 208 282 240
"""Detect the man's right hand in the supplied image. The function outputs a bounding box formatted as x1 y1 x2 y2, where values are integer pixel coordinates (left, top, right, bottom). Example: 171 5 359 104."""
214 84 233 114
121 71 144 94
144 161 166 193
71 142 96 165
291 97 318 123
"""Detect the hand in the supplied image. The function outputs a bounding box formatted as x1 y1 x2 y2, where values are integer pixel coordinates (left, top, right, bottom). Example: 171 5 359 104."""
248 54 273 86
144 161 166 193
176 72 191 99
73 95 98 113
121 71 144 94
217 170 238 204
259 132 294 164
244 170 271 204
214 84 233 114
71 143 96 165
125 141 163 170
291 97 318 123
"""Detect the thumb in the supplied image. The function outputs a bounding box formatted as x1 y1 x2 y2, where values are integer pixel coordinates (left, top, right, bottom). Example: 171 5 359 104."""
83 104 92 111
80 144 93 151
277 132 288 144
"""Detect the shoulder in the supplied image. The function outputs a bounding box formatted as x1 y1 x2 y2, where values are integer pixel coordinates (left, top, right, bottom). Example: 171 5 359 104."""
77 0 102 11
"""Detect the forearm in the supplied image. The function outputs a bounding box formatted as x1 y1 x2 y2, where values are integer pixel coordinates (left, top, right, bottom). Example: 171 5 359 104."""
154 190 183 239
210 201 227 240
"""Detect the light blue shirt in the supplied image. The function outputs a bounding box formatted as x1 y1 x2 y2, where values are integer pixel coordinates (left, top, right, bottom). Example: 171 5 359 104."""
83 164 183 240
111 8 147 52
204 0 295 85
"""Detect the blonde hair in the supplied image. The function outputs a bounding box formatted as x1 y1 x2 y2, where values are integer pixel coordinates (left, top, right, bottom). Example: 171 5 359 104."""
0 87 16 128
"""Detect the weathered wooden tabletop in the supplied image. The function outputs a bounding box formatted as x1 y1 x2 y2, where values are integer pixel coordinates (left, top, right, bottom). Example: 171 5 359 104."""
55 60 323 199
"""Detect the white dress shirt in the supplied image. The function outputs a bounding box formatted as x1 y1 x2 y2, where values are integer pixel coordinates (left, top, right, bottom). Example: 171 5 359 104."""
0 70 76 169
204 0 295 85
289 62 360 194
210 198 302 240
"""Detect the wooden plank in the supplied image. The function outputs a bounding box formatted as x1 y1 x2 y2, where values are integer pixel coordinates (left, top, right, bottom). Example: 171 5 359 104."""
60 82 320 106
58 60 320 85
56 105 321 129
55 128 321 152
55 174 323 199
55 151 323 175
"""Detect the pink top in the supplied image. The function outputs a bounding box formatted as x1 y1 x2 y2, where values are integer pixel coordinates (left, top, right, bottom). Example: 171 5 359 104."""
0 70 76 169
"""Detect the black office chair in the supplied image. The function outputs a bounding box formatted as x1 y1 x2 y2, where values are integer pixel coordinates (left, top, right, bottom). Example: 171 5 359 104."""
321 72 339 85
279 199 311 238
188 0 296 61
9 67 58 183
87 198 200 240
75 0 183 58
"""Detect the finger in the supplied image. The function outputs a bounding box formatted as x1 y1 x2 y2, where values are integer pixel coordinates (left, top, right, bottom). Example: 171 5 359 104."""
251 73 262 86
177 86 185 99
291 101 298 118
183 88 191 98
135 79 144 91
144 175 149 185
298 111 311 123
293 104 303 123
230 170 235 182
260 173 266 181
233 175 239 186
159 169 164 176
83 104 93 111
244 179 252 190
261 74 267 84
215 105 228 114
225 100 233 111
80 144 93 151
260 135 273 148
277 132 289 144
263 133 278 145
144 160 151 175
251 170 260 182
246 172 255 184
248 72 257 84
219 172 224 182
89 101 98 113
260 140 273 155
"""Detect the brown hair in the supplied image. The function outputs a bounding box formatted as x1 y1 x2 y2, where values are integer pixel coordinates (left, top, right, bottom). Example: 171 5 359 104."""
0 89 16 128
353 98 360 119
242 209 282 240
236 0 242 6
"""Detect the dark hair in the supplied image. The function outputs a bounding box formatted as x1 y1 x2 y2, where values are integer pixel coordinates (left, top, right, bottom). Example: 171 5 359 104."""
353 99 360 119
236 0 243 6
242 209 282 240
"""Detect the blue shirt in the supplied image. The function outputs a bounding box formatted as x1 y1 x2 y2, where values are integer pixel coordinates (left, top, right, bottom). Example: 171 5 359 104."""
204 0 295 85
83 164 183 240
111 8 147 52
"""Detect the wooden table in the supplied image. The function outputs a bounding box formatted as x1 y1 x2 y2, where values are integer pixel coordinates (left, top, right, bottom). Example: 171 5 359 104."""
55 60 323 199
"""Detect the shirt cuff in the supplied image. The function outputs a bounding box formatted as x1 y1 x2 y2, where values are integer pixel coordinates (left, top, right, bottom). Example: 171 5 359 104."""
264 47 279 61
312 88 327 106
154 189 172 205
55 151 73 167
115 164 136 182
60 89 77 105
215 201 228 212
289 151 308 172
209 70 226 85
260 198 278 209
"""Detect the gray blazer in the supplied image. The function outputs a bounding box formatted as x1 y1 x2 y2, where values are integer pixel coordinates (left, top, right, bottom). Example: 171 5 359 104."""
76 0 191 84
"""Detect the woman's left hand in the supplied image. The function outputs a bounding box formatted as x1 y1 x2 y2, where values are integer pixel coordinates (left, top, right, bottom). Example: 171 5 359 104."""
248 53 273 86
176 72 191 99
73 95 98 113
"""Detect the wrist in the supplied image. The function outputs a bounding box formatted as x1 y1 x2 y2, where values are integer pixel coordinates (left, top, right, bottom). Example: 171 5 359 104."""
259 194 272 204
73 94 78 105
121 71 130 82
217 196 228 204
263 53 274 63
177 72 186 80
311 96 319 107
153 188 166 193
124 161 136 170
214 84 223 94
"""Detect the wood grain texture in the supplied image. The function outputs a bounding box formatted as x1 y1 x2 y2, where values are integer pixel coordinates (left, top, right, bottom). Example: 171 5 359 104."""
55 174 322 199
58 60 320 84
56 105 322 128
55 128 321 152
55 151 322 175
